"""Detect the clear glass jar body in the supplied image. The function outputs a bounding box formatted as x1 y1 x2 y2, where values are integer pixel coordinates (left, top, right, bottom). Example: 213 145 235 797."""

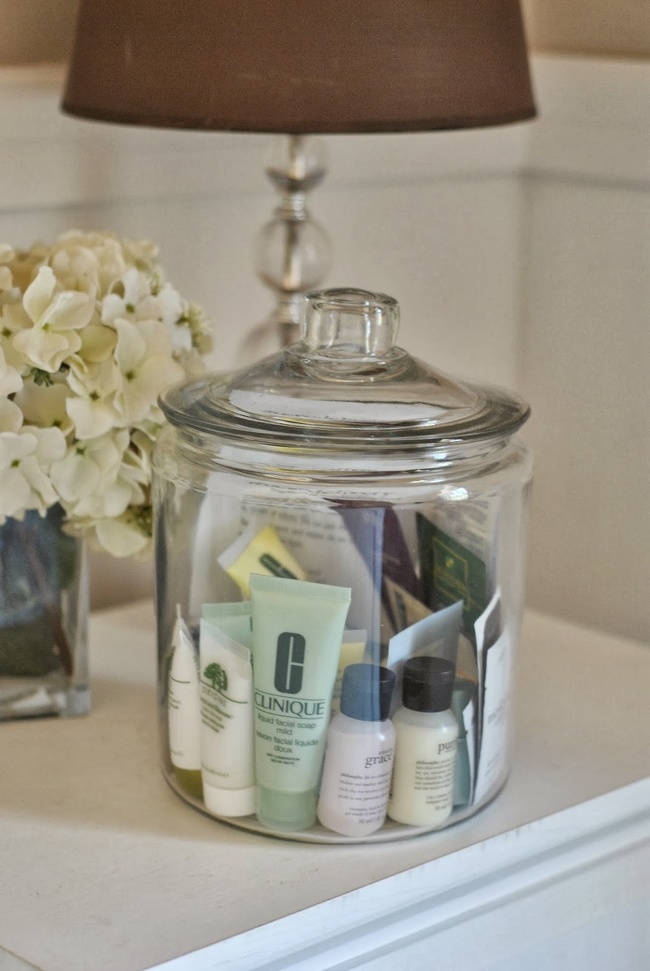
152 426 532 843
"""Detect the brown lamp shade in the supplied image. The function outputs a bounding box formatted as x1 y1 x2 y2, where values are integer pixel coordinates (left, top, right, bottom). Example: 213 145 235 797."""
62 0 535 134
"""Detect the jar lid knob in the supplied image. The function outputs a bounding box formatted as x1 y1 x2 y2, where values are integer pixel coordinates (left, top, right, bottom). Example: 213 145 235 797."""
302 288 399 360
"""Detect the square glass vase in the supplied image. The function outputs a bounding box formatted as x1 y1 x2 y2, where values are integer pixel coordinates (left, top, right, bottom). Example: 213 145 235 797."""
0 505 90 720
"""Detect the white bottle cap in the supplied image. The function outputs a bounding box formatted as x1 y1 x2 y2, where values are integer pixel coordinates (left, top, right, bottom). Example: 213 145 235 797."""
203 783 256 818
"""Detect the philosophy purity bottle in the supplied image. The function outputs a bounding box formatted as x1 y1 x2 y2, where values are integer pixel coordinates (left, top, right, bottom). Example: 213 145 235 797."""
317 664 396 837
387 656 458 827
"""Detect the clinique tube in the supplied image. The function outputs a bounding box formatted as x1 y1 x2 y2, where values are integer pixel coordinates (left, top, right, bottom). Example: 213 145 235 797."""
250 574 351 831
167 607 203 800
199 618 255 816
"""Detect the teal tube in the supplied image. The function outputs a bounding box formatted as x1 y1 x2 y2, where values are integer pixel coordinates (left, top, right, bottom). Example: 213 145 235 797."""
250 574 351 831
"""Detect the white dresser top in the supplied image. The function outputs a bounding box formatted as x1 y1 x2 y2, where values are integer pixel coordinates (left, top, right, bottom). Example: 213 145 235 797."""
0 603 648 971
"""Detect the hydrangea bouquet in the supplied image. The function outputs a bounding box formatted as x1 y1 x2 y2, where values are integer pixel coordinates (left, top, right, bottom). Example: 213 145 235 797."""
0 230 211 557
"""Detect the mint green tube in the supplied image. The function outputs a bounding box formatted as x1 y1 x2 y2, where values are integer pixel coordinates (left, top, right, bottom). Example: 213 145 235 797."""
202 601 252 649
250 574 351 831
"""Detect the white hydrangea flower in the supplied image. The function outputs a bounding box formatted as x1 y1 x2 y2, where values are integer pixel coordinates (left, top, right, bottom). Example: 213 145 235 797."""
0 395 22 433
48 231 127 296
50 429 129 510
103 268 195 358
0 244 14 293
0 403 67 521
113 317 185 426
0 290 31 371
77 322 118 364
94 514 150 558
13 376 73 437
0 345 22 397
0 229 211 555
119 235 159 269
0 243 44 297
65 354 121 440
102 268 147 325
12 266 96 372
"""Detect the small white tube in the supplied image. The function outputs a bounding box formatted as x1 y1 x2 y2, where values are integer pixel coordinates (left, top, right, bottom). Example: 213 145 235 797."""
199 619 255 817
168 608 203 800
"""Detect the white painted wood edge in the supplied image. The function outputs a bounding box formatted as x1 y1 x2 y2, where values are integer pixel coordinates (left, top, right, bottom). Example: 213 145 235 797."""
0 56 647 213
155 777 650 970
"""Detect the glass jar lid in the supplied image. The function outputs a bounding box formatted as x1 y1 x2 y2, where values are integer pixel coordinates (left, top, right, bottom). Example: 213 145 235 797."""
160 288 529 454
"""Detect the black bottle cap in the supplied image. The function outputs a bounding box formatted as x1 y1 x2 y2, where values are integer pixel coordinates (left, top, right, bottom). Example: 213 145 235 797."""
340 663 395 722
402 656 455 713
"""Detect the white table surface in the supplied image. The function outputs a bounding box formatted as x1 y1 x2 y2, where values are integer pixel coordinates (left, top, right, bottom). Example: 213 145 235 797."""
0 603 648 971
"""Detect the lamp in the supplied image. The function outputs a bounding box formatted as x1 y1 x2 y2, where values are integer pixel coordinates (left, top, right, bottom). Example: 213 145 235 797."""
62 0 535 351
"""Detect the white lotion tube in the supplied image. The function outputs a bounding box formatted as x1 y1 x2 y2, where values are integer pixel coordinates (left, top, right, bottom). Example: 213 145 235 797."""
199 618 255 816
318 664 396 838
167 607 203 800
250 573 351 831
388 656 458 827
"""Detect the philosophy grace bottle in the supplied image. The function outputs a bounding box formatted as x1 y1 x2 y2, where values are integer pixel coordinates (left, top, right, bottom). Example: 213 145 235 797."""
317 663 396 837
387 656 458 827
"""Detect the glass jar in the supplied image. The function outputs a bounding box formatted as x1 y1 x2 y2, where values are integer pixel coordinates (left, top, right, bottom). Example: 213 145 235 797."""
152 288 532 843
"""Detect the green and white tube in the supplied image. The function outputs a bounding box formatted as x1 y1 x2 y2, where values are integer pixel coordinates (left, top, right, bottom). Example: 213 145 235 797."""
199 617 255 817
250 574 351 831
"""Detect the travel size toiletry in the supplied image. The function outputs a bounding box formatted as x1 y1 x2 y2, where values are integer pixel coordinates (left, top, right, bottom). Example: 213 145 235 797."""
416 512 489 637
250 573 351 831
167 607 203 800
217 523 307 597
317 664 395 837
387 656 458 827
335 503 423 650
473 594 512 806
237 503 386 642
199 618 255 816
202 601 252 649
383 576 431 633
451 676 476 808
331 630 367 715
386 599 463 713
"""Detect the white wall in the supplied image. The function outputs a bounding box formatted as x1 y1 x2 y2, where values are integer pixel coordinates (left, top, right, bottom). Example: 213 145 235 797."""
520 58 650 643
0 57 647 643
